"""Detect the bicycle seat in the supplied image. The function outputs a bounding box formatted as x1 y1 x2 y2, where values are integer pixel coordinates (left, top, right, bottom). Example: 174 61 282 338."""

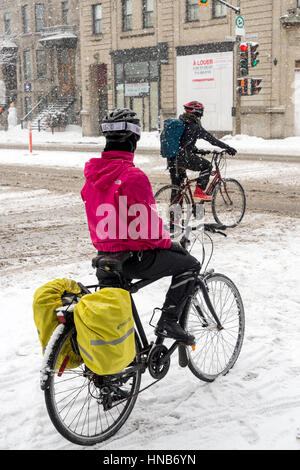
92 251 131 273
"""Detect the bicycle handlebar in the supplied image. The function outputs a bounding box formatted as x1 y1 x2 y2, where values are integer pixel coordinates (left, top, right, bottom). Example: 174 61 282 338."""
180 223 227 249
196 149 228 156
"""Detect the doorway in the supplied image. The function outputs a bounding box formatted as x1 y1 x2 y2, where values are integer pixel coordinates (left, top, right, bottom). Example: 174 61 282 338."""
125 94 150 130
57 49 75 96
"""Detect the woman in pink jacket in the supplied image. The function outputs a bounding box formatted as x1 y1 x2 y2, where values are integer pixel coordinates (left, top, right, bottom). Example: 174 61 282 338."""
81 108 200 344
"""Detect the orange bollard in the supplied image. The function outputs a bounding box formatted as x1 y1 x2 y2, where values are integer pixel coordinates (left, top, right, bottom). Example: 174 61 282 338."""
29 122 33 153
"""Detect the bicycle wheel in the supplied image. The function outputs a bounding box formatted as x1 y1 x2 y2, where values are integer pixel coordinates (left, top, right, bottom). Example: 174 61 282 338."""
182 273 245 382
154 184 203 238
44 324 142 446
211 178 246 228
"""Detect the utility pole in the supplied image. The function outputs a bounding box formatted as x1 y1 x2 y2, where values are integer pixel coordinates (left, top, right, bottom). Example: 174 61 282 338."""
234 34 242 135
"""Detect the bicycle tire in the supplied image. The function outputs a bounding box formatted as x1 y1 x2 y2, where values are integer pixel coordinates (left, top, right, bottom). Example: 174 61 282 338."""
154 184 203 237
211 178 246 228
44 324 142 446
182 273 245 382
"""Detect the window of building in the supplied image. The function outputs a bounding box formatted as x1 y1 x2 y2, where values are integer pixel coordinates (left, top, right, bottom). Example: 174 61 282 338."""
23 51 31 80
22 5 30 33
122 0 132 31
93 4 102 34
4 12 11 35
62 1 70 25
143 0 154 28
212 0 227 18
36 50 47 79
35 3 45 32
186 0 200 22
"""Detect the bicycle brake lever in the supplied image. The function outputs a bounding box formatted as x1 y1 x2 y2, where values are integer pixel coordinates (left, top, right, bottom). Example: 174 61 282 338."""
215 231 227 237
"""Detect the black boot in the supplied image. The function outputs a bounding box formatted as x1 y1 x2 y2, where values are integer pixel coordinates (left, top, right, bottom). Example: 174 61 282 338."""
155 317 195 345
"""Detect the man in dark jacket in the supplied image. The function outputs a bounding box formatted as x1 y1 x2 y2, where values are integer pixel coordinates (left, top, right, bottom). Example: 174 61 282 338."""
168 101 237 201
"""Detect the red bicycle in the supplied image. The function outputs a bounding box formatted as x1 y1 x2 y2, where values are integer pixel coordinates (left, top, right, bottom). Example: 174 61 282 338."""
154 150 246 235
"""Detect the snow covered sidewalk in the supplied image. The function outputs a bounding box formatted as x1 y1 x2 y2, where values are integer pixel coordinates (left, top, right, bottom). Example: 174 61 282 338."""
1 124 300 157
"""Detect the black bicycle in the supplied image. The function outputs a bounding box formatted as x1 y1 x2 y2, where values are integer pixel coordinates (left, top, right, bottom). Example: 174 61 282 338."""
40 223 245 446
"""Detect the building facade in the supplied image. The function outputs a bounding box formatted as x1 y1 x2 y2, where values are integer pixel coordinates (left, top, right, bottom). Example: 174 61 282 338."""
0 0 82 128
1 1 300 138
79 0 300 139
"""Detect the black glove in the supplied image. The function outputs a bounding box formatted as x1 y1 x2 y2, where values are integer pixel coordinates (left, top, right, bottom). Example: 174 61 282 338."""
225 146 237 156
196 149 211 156
170 241 188 255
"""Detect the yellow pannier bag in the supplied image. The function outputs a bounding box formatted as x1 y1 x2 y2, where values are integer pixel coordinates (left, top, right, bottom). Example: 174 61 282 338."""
74 288 136 376
33 278 83 369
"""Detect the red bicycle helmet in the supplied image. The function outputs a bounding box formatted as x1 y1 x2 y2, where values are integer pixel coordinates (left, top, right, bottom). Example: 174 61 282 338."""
183 101 204 116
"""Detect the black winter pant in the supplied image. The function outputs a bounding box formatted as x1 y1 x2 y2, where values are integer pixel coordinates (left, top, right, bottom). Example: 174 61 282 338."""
123 249 201 321
168 154 212 190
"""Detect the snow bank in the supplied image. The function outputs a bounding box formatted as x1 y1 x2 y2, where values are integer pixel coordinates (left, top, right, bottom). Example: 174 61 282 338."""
1 125 300 156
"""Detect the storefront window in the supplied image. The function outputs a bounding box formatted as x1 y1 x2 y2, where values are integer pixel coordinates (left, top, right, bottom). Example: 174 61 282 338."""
124 61 148 80
150 81 159 130
115 63 124 82
114 59 159 131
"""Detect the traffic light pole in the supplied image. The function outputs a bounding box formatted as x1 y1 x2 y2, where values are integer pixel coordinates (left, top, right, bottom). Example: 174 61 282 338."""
216 0 240 14
234 35 242 135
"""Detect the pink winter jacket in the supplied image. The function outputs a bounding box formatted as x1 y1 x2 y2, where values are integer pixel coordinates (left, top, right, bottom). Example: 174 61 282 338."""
81 151 171 252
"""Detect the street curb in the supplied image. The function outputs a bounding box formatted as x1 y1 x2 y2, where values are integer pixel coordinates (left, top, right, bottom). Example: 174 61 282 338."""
0 142 299 162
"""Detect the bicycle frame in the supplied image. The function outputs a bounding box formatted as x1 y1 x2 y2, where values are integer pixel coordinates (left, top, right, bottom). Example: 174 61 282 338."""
168 152 235 210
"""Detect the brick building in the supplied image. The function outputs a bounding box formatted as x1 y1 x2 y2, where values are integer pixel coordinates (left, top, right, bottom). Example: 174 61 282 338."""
79 0 300 139
0 0 82 129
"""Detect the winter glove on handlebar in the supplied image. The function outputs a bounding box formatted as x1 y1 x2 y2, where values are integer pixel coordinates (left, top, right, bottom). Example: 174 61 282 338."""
225 146 237 156
196 149 211 156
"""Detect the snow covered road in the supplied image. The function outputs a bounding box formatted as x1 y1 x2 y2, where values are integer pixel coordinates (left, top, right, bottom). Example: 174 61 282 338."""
0 151 300 450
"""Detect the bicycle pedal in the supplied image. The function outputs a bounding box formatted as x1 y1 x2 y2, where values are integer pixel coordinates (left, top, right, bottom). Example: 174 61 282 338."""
178 344 188 368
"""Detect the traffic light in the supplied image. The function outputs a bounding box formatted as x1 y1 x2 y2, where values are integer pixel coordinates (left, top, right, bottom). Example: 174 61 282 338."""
237 78 248 96
250 78 262 95
239 43 249 76
198 0 208 5
250 42 260 67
